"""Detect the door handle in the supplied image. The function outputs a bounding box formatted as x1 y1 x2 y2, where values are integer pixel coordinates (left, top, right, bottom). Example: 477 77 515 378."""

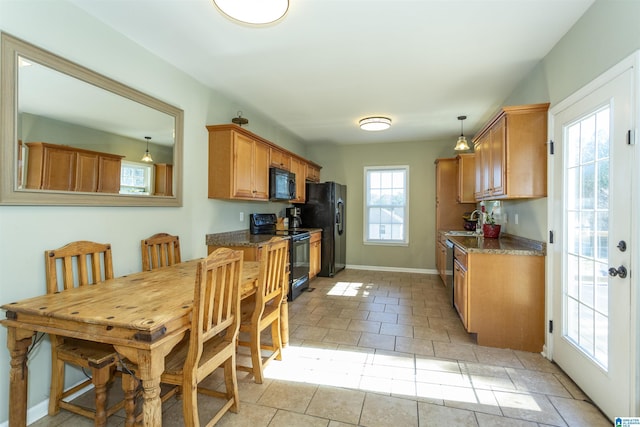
608 265 628 278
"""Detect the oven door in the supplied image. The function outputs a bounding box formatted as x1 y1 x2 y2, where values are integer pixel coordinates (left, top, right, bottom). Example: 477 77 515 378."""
289 234 310 301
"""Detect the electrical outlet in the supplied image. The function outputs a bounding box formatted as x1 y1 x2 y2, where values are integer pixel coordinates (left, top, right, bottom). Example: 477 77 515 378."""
239 212 244 222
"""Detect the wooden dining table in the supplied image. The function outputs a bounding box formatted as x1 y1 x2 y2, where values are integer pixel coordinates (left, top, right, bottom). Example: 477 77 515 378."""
1 258 265 427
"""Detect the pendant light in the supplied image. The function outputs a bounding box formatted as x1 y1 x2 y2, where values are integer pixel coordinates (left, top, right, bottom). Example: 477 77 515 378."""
454 115 470 151
213 0 289 25
141 136 153 163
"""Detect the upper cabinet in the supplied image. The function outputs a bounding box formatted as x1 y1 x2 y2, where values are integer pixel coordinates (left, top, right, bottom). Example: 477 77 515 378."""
306 164 321 183
207 124 321 202
435 157 476 231
25 142 123 193
456 153 475 203
472 103 549 200
208 126 270 200
290 157 306 203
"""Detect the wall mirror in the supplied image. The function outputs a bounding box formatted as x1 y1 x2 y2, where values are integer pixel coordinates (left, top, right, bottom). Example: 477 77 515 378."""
0 33 183 206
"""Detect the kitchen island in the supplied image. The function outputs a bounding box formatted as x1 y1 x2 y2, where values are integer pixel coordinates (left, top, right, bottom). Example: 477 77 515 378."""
446 233 546 352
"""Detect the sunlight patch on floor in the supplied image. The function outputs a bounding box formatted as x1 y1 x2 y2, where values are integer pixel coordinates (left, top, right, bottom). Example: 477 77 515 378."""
262 344 543 413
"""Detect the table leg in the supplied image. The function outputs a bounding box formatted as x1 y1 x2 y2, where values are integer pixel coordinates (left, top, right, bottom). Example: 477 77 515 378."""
6 327 35 427
115 333 184 427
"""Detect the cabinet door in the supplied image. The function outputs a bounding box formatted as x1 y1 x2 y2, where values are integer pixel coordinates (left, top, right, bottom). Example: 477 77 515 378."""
457 154 475 203
232 132 256 199
154 164 173 196
453 259 468 330
309 240 321 279
42 147 76 191
489 116 506 197
270 147 291 170
97 156 121 193
290 157 306 203
253 140 270 200
75 152 99 192
306 164 321 182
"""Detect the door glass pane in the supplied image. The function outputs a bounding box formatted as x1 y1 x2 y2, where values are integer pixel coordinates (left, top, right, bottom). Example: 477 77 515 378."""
564 106 610 369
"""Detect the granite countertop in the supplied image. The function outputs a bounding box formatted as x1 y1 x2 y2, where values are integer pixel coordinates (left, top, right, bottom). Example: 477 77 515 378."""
206 228 321 248
446 233 546 256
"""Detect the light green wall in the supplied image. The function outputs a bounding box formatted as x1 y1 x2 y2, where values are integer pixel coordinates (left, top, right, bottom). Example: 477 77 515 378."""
307 139 455 271
499 0 640 242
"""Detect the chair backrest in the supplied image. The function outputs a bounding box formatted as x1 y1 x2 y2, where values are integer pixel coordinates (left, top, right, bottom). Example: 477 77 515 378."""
256 237 288 308
45 241 114 294
141 233 181 271
186 247 243 369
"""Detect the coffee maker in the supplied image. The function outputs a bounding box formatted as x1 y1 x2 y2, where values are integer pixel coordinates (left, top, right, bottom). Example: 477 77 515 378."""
286 207 302 229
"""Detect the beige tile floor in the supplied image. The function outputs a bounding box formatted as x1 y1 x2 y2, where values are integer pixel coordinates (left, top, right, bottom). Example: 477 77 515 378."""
31 269 611 426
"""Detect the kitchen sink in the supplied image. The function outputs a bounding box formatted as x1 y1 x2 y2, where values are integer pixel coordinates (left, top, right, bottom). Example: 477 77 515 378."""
445 230 478 236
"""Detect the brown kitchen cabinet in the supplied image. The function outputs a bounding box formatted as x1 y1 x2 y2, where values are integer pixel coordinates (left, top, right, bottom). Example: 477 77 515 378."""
270 147 291 170
456 153 475 203
306 164 321 183
207 124 321 202
451 242 545 352
207 126 270 201
435 158 476 231
290 156 306 203
473 103 549 200
25 142 123 193
154 163 173 196
309 230 322 280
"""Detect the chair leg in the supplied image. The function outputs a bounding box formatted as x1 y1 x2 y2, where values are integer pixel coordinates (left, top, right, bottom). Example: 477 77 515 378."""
48 353 64 416
224 354 240 413
181 377 198 427
91 367 110 427
121 373 138 427
272 318 283 361
250 328 264 384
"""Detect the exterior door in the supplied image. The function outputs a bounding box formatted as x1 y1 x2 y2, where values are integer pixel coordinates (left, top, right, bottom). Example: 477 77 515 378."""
549 60 636 419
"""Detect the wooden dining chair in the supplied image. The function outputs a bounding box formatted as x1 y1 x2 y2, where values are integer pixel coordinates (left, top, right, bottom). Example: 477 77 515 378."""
44 240 124 425
237 237 288 384
123 247 243 427
141 232 181 271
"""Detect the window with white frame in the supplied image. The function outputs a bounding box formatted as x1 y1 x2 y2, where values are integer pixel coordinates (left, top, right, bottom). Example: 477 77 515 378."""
364 166 408 245
120 161 152 195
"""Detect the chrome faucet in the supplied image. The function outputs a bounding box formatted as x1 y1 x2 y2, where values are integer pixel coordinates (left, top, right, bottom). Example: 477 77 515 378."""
469 210 483 234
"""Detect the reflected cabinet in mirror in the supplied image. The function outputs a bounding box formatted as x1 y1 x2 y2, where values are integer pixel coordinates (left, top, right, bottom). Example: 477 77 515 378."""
0 33 183 206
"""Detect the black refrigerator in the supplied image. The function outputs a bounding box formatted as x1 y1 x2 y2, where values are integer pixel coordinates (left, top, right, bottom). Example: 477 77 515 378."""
298 182 346 277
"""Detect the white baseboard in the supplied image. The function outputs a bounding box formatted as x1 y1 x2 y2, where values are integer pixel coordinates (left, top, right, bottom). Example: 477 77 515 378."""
345 264 437 275
0 381 94 427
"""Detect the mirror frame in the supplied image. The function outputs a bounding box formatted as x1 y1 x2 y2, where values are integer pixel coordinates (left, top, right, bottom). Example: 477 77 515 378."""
0 33 184 206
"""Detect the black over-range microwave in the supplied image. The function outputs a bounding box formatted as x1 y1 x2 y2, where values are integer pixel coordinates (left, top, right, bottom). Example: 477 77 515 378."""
269 167 296 201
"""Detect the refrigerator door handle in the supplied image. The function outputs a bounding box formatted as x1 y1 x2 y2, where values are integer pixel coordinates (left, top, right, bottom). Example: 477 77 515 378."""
336 200 345 235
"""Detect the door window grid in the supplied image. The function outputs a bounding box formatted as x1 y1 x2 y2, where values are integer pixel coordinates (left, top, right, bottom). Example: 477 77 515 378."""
564 105 610 369
364 166 408 244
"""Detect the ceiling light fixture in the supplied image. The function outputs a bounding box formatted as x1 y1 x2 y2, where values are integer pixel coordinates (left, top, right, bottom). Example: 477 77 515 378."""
212 0 289 25
141 136 153 163
359 116 392 132
454 115 470 151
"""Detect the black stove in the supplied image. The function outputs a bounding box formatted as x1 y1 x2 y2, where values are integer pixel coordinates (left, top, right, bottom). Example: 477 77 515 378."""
249 213 310 301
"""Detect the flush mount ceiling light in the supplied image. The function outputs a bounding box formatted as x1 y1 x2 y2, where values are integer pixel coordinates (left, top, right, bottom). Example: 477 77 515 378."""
213 0 289 25
141 136 153 163
359 116 392 131
454 115 471 151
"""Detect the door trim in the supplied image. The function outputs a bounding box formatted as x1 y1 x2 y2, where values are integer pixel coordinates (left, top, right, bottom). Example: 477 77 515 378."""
546 49 640 416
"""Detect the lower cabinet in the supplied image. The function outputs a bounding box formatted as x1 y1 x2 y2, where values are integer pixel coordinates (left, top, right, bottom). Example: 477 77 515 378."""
453 258 468 328
309 231 321 280
452 244 544 352
436 232 448 285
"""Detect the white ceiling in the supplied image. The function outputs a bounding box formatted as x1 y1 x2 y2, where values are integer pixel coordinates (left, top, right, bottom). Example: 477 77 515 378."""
68 0 594 146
